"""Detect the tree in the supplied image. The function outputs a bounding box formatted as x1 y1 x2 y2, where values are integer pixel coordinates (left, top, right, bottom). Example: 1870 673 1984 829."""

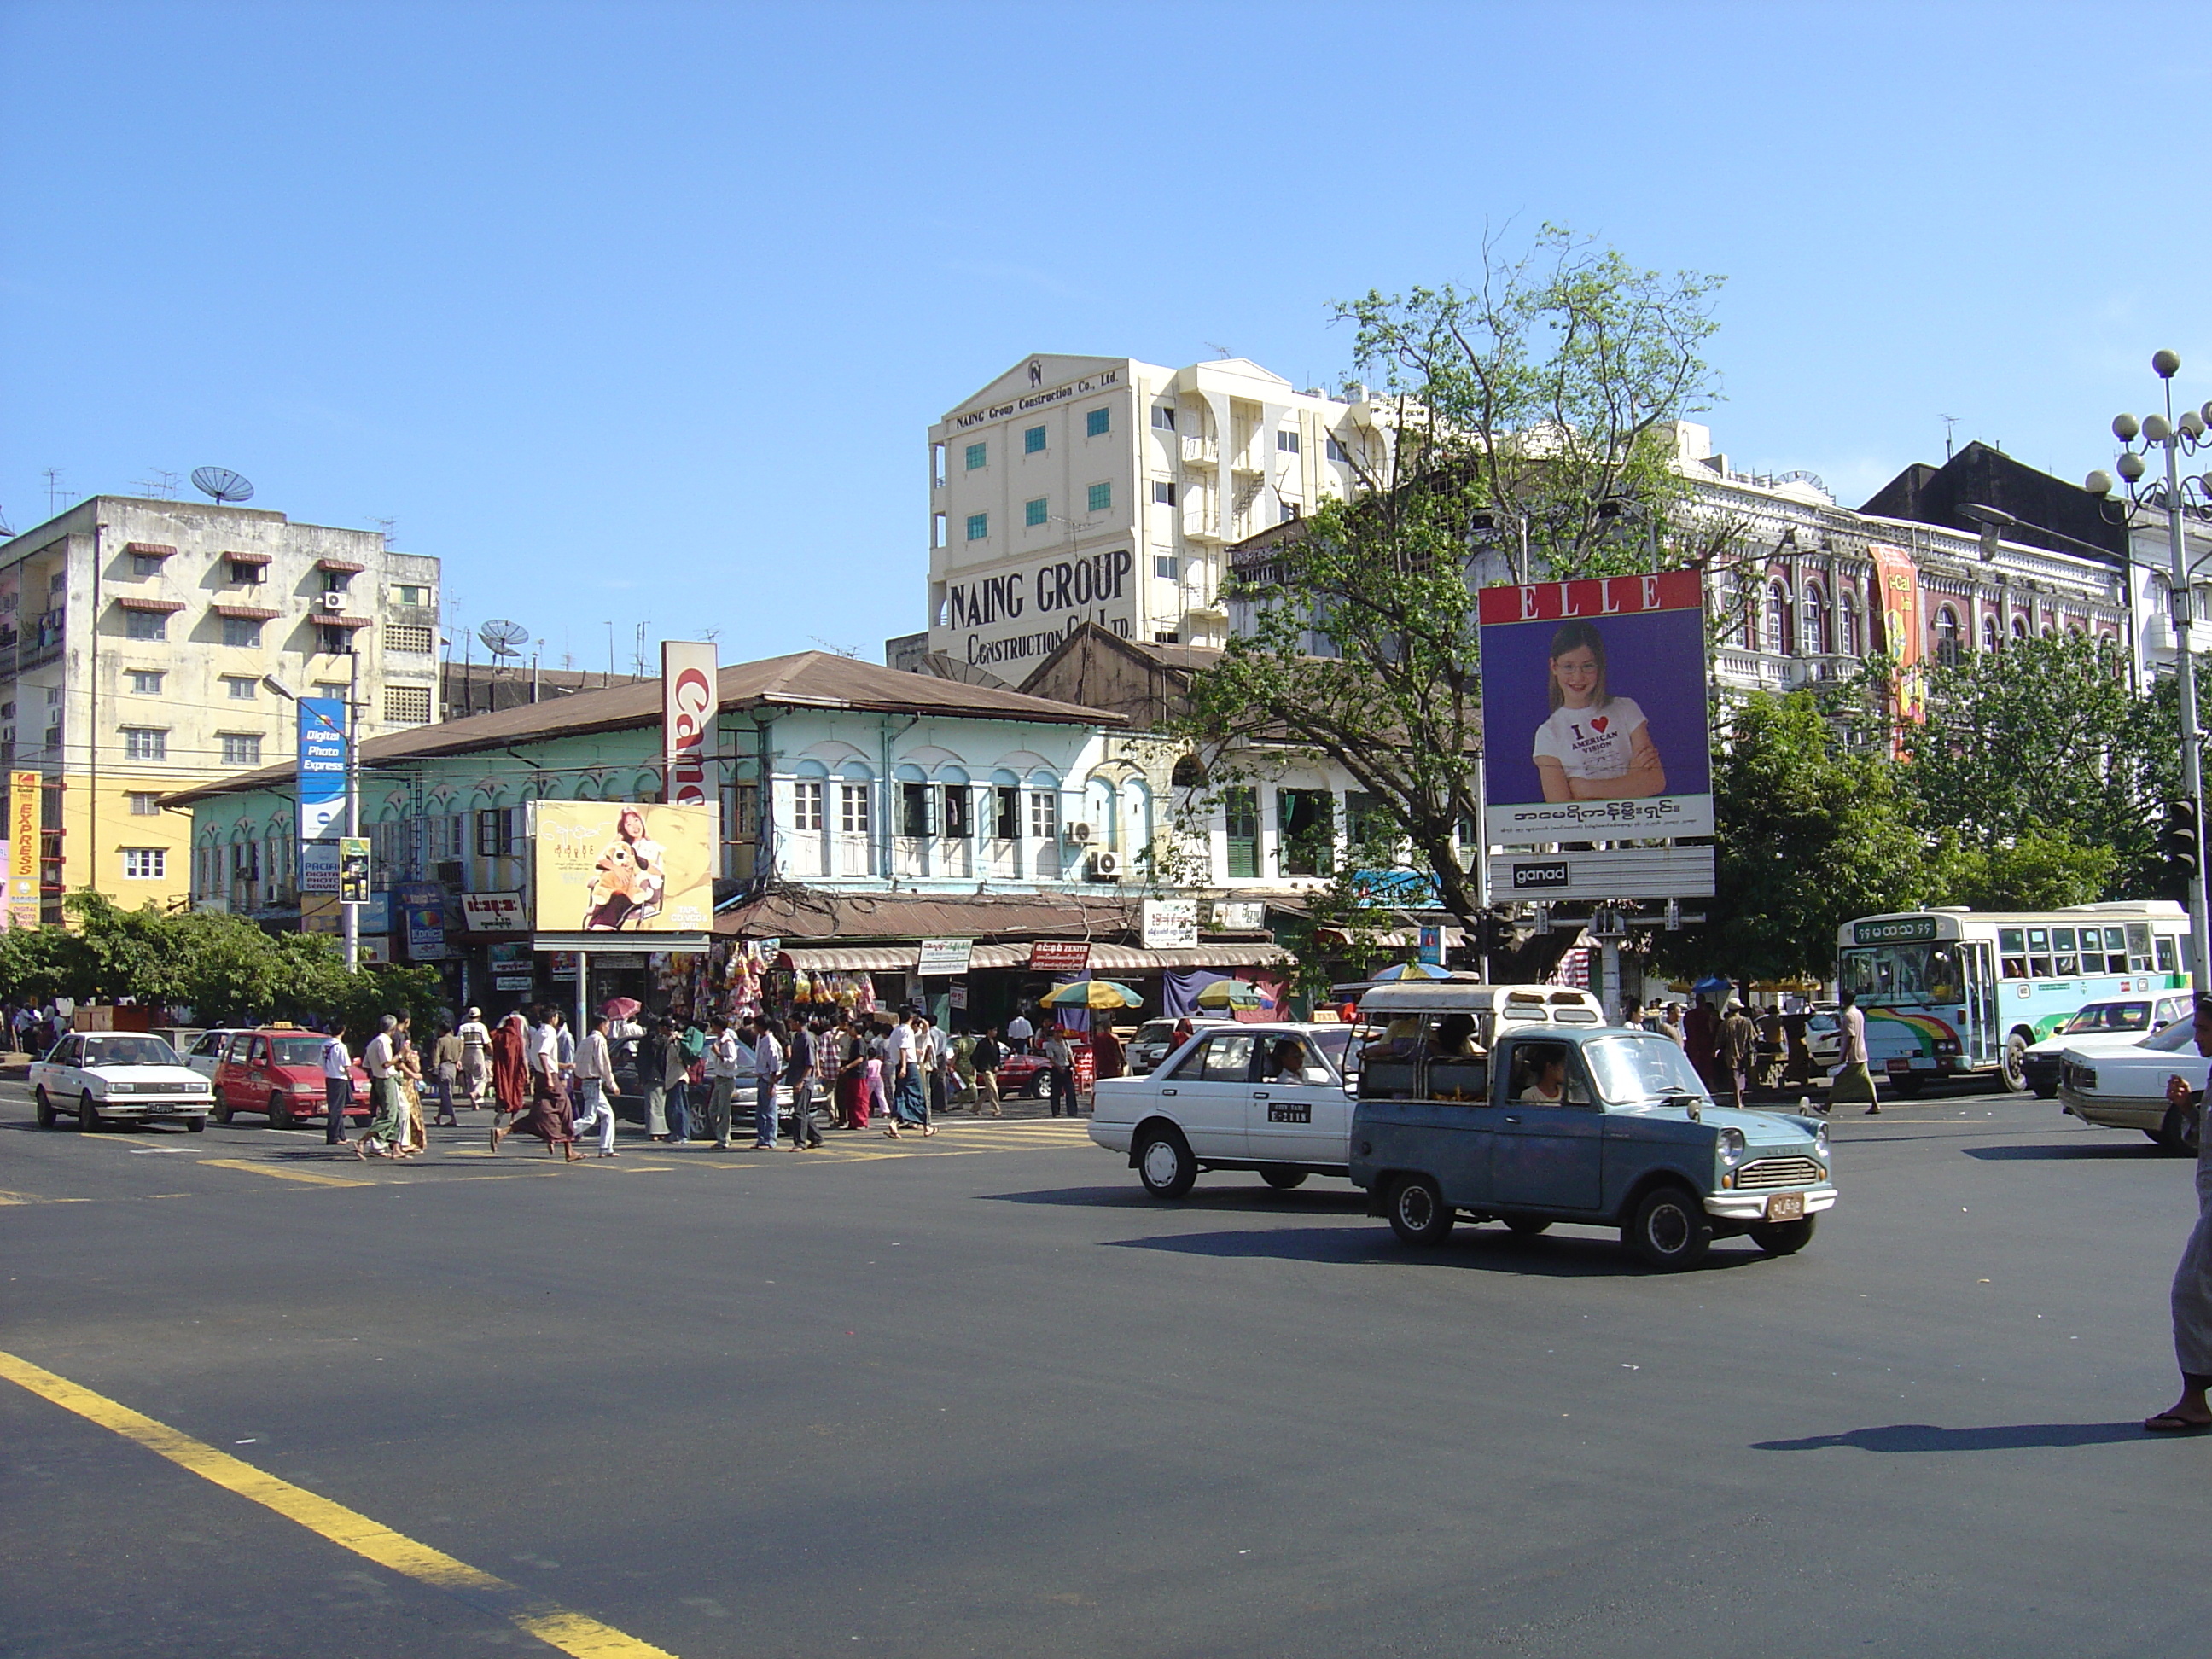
1656 692 1929 983
1928 829 2116 912
1185 228 1729 952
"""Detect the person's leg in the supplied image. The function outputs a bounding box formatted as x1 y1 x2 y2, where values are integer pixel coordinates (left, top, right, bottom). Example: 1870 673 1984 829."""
710 1076 731 1147
326 1078 350 1145
667 1081 690 1142
2155 1199 2212 1429
978 1070 998 1117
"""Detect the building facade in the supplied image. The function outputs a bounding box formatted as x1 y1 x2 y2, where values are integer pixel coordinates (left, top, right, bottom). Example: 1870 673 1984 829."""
922 354 1396 675
0 496 440 919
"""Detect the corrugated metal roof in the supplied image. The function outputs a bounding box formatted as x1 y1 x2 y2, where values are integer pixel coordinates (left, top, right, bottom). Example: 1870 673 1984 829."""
164 650 1126 807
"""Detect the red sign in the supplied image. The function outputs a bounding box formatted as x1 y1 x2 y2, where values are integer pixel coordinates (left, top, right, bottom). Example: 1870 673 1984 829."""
1028 940 1091 972
661 641 718 807
1475 570 1701 626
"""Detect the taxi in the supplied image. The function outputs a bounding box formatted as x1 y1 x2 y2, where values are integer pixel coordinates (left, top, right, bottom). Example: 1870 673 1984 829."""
212 1027 371 1128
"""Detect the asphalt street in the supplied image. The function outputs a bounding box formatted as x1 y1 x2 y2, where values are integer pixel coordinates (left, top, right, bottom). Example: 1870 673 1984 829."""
3 1079 2209 1659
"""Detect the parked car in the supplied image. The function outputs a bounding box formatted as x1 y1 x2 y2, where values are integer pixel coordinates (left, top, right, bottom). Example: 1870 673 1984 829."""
2058 1016 2207 1154
212 1027 371 1128
1126 1017 1233 1077
32 1032 214 1132
2023 995 2194 1099
1349 1019 1834 1270
1089 1023 1371 1192
181 1028 250 1081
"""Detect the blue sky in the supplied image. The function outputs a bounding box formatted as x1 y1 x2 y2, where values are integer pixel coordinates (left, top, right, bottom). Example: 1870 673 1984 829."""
4 2 2207 671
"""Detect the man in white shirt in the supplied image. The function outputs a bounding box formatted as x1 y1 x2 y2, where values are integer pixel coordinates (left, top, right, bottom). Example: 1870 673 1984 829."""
1005 1010 1034 1056
702 1016 743 1150
743 1017 780 1150
320 1024 353 1147
527 1009 559 1086
457 1006 491 1103
570 1014 620 1157
884 1010 934 1137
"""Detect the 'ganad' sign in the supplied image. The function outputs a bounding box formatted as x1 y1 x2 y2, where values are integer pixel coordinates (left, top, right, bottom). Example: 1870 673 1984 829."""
949 369 1121 431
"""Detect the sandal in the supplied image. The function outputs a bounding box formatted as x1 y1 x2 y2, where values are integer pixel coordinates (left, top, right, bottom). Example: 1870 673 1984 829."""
2144 1412 2212 1434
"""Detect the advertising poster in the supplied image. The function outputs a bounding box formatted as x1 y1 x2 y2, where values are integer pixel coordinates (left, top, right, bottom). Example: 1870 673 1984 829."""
532 801 714 933
300 841 340 894
395 879 447 961
917 938 973 976
1141 898 1197 951
295 696 348 842
1869 544 1926 736
1477 573 1713 844
10 770 40 928
661 641 719 807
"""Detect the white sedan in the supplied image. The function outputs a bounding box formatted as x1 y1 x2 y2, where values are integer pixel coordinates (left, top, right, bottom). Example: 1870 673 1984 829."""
2056 1018 2205 1154
32 1033 215 1132
1089 1022 1362 1198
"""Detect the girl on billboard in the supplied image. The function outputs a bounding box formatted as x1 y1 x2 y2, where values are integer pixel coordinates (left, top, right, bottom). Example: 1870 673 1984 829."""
1532 620 1667 800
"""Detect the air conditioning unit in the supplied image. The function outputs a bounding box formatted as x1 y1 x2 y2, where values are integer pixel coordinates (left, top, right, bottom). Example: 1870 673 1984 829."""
1067 821 1096 845
1091 850 1123 880
318 592 346 612
434 861 465 887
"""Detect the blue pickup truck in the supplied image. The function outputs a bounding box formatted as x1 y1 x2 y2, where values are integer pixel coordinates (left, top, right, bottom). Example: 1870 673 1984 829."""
1348 1009 1835 1270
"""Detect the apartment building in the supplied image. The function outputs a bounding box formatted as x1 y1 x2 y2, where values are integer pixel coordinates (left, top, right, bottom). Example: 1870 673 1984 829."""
922 354 1396 675
0 495 441 918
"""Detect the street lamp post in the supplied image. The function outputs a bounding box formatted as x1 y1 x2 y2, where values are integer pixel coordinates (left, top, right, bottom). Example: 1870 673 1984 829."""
2090 349 2212 993
263 665 361 974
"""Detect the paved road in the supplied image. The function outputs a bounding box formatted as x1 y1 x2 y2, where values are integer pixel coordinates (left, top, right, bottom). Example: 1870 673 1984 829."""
4 1081 2209 1657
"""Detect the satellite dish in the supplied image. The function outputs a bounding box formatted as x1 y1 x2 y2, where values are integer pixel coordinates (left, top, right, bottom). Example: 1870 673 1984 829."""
191 467 254 504
479 619 528 659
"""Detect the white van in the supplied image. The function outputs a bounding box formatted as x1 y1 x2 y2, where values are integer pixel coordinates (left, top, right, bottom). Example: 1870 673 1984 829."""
1359 982 1604 1049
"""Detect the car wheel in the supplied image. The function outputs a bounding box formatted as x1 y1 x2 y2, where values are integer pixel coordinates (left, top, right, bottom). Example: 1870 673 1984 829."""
34 1086 55 1130
268 1092 294 1130
1503 1214 1552 1236
2153 1102 2202 1157
2000 1031 2029 1093
1626 1184 1713 1271
1135 1128 1196 1199
213 1097 232 1124
1749 1216 1817 1256
1260 1167 1307 1190
1025 1072 1050 1099
1387 1175 1453 1244
2031 1081 2058 1101
185 1116 205 1134
79 1092 101 1133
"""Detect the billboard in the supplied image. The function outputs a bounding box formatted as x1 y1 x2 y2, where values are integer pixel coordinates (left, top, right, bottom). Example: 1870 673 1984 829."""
661 641 718 807
1478 573 1713 845
10 770 39 928
1141 898 1197 951
532 801 714 934
296 696 347 842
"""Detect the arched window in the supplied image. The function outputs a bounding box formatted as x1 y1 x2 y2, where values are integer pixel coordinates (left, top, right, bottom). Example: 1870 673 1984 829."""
1799 584 1828 655
1934 606 1963 667
1838 592 1860 659
1170 753 1208 789
2012 614 2029 640
1982 612 2000 653
1762 583 1790 655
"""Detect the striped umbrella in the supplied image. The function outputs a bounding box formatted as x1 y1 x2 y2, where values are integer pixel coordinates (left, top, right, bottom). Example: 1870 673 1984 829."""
1042 979 1144 1010
1371 961 1452 981
1194 979 1269 1010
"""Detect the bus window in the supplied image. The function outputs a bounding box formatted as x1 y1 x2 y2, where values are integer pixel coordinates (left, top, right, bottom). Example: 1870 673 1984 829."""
2000 928 2029 980
2028 928 2052 979
2053 928 2079 977
2128 924 2154 973
2098 927 2130 974
1926 945 1963 1004
2157 936 2179 975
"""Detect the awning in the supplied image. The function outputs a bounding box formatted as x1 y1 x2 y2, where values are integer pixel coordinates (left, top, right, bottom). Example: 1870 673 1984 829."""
772 940 1289 974
115 597 187 614
212 603 282 620
1087 942 1289 971
123 542 177 558
317 614 374 629
223 550 273 566
316 558 367 573
780 946 925 973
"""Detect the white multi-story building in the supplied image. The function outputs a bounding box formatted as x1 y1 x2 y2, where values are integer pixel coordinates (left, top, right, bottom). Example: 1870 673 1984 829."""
920 354 1395 675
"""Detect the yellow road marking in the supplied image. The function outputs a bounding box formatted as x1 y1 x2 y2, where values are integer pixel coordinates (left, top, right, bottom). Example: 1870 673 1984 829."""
195 1159 373 1188
0 1190 92 1205
0 1348 678 1658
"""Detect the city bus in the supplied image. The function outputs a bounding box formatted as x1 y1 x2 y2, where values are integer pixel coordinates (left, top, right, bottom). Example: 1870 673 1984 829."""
1834 902 2191 1094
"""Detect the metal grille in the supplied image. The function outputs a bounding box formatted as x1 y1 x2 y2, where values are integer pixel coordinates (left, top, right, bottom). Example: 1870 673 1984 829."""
1736 1156 1825 1190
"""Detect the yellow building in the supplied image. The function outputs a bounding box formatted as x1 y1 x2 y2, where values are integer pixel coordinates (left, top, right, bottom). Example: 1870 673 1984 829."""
0 493 441 921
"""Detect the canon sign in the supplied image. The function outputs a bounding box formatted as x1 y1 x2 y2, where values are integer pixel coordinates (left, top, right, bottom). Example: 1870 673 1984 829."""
661 641 719 807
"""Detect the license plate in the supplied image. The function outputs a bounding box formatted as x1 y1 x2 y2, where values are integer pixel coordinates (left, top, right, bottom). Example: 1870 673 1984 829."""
1767 1192 1805 1221
1886 1058 1912 1073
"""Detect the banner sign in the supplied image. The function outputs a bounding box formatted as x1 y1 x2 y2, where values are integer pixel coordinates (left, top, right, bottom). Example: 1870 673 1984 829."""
1869 544 1925 736
1478 572 1714 844
300 841 340 894
338 837 371 905
661 641 718 807
917 937 974 976
395 879 446 961
1141 898 1197 951
296 696 347 842
1029 940 1091 972
532 801 715 933
1491 846 1716 902
9 770 38 927
458 890 527 931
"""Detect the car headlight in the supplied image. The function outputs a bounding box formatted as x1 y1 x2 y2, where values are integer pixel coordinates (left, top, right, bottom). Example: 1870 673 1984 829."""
1717 1126 1748 1164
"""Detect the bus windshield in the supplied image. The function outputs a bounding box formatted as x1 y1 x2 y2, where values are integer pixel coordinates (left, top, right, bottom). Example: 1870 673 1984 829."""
1837 942 1965 1004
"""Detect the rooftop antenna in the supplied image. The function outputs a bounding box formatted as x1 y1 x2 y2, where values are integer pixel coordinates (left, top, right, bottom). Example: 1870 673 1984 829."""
1204 341 1232 358
632 621 648 678
41 468 72 515
131 469 181 499
479 618 528 660
1940 415 1959 462
371 516 397 547
190 467 255 504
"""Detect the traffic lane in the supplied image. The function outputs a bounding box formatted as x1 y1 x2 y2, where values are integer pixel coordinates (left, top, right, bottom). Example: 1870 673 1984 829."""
4 1101 2210 1656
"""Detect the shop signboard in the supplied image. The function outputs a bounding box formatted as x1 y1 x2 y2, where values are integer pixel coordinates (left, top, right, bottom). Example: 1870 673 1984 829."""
661 640 719 807
457 891 527 932
295 696 347 842
1417 925 1443 967
1492 846 1714 901
917 937 973 976
300 841 340 894
949 983 969 1011
1029 940 1091 973
303 891 390 934
531 801 715 934
394 879 446 961
1477 572 1714 844
10 770 39 928
1212 900 1265 932
548 952 579 981
1141 899 1197 951
489 940 533 992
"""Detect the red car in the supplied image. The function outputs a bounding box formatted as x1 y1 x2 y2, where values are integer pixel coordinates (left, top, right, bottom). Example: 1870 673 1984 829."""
213 1027 371 1128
